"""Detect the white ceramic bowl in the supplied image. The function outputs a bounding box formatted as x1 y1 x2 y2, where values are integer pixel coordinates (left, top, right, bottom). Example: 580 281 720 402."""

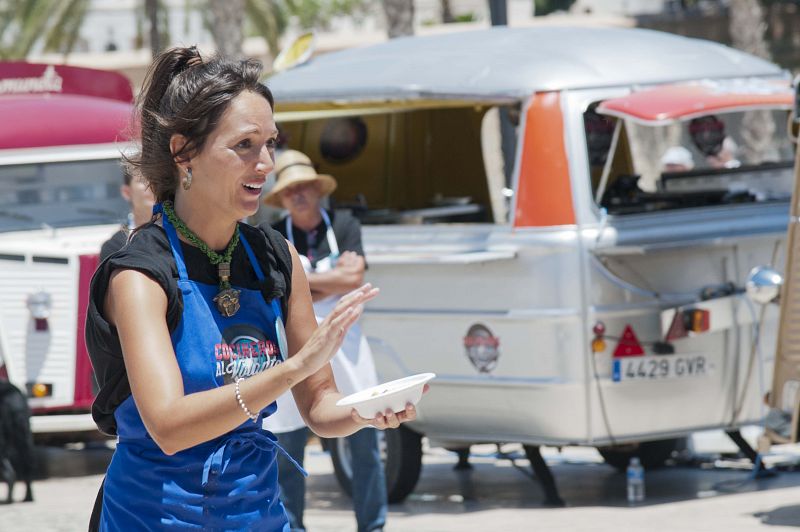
336 373 436 418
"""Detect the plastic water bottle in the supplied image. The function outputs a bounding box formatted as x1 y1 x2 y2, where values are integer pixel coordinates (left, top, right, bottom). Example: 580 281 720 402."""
626 456 645 504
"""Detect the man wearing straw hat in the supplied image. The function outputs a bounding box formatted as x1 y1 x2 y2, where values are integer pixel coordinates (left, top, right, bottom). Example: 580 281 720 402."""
261 149 388 532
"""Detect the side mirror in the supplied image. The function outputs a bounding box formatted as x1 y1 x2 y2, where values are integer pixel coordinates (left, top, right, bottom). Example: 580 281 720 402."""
271 32 315 74
745 266 783 305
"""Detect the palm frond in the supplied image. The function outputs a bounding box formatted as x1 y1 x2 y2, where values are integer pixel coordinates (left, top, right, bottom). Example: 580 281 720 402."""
0 0 92 60
5 0 59 59
61 0 90 56
43 0 90 55
0 0 18 42
246 0 286 56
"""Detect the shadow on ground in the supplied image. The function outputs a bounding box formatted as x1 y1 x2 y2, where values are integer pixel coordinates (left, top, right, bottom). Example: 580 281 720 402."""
754 505 800 527
303 449 800 517
33 443 113 479
31 439 800 520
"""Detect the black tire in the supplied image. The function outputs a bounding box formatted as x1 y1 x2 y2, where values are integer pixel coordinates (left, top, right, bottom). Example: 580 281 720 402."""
328 425 423 503
598 437 686 471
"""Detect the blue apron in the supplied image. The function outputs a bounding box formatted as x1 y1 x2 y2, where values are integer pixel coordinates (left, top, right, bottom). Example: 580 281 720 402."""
99 209 304 531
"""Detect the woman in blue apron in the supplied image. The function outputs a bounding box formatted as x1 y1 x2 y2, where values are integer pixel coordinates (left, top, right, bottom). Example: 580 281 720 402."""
86 47 418 531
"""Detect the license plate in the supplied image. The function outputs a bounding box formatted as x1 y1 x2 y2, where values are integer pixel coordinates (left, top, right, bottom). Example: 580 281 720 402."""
612 355 711 382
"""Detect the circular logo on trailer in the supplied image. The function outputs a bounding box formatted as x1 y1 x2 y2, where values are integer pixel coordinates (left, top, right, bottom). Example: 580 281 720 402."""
464 324 500 374
218 324 281 385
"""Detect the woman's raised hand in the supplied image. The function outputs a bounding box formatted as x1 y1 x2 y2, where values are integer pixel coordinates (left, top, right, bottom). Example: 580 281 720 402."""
296 283 379 375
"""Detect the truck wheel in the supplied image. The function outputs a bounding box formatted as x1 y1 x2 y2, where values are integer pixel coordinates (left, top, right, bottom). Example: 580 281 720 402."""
328 425 423 503
598 438 686 471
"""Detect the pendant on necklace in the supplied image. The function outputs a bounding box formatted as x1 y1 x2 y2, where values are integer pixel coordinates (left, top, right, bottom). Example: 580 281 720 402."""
213 262 240 317
214 288 241 317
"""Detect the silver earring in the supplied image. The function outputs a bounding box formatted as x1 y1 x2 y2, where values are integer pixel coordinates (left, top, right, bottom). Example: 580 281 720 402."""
182 167 192 190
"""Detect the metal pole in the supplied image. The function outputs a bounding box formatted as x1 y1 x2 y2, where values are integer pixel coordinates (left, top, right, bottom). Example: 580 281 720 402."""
488 0 508 26
146 0 160 59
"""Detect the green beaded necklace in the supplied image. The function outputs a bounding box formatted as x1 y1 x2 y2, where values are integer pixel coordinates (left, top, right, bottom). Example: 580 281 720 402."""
163 200 242 317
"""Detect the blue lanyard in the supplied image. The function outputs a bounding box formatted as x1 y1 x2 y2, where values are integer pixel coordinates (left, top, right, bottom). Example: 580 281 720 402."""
239 231 289 362
285 208 339 267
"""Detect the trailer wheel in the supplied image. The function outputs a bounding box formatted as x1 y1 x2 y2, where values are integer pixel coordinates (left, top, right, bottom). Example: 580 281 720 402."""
598 438 686 471
328 425 423 503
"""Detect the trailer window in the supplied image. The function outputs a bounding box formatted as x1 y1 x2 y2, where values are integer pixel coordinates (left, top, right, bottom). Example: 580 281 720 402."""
0 158 127 231
585 108 794 215
266 105 517 225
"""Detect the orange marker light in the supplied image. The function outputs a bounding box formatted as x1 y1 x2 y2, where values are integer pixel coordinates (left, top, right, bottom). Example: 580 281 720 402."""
592 338 606 353
683 309 710 333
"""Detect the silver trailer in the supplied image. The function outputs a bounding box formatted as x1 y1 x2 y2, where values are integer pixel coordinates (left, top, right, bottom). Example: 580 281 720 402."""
268 26 793 502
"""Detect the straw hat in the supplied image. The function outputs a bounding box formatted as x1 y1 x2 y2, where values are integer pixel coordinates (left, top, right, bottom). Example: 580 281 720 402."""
263 150 337 207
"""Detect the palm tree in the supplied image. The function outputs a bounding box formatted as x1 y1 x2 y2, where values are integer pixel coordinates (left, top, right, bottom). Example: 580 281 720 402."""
141 0 172 57
145 0 160 56
0 0 90 60
383 0 414 38
208 0 245 59
728 0 775 164
203 0 368 61
0 0 369 64
246 0 285 59
441 0 454 23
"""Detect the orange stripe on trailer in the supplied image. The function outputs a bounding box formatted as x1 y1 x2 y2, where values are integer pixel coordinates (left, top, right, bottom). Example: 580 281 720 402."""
514 92 575 228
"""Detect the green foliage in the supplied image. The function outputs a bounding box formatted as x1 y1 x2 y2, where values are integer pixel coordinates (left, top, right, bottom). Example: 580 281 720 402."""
43 0 89 54
0 0 90 59
0 0 371 61
244 0 371 56
246 0 287 56
454 12 477 22
288 0 371 29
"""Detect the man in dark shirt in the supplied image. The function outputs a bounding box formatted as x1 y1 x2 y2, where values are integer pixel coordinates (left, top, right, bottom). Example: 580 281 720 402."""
272 203 365 299
261 150 387 532
100 166 156 260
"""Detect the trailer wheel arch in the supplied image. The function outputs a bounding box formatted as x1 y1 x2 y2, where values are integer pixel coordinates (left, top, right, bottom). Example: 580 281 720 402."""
328 425 423 503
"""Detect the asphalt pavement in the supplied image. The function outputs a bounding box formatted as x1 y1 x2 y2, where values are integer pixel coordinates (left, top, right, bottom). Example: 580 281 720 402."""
2 430 800 531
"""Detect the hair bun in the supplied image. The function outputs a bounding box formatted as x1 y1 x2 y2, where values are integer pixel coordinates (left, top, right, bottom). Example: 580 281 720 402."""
185 46 203 68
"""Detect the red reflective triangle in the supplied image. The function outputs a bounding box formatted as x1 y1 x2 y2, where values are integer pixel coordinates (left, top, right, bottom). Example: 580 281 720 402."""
614 325 645 357
665 310 688 341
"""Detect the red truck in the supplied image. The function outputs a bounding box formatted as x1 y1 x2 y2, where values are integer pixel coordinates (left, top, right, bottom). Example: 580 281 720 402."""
0 62 134 441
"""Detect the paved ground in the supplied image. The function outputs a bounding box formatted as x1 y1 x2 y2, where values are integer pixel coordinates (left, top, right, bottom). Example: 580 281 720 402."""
2 430 800 531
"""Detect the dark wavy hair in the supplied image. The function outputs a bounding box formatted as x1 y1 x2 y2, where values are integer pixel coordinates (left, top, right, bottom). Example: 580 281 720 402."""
127 46 274 203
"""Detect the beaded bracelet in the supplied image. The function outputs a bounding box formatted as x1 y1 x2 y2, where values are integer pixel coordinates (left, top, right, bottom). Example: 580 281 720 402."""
235 377 259 423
